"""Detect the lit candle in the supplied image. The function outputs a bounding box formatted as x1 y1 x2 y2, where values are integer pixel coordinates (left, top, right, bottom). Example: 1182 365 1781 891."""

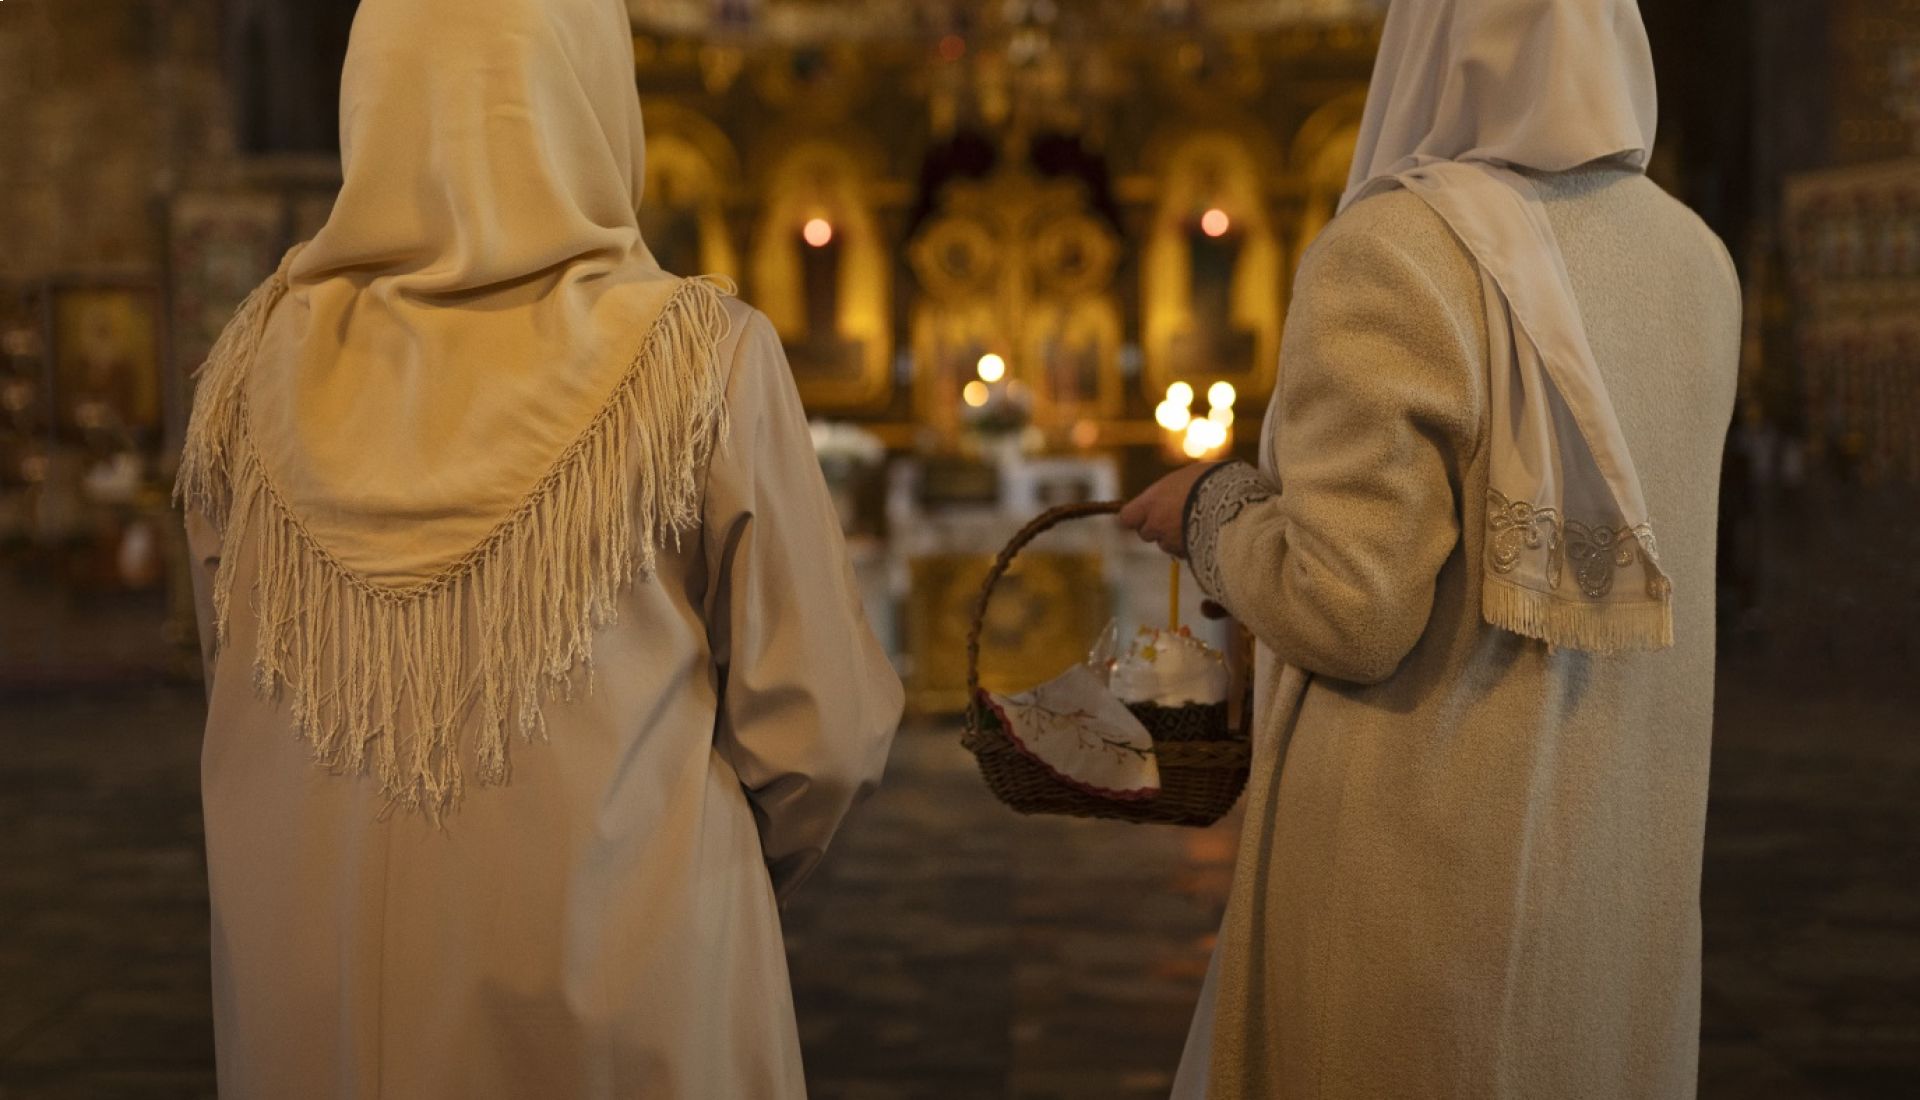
1190 212 1241 340
800 219 840 344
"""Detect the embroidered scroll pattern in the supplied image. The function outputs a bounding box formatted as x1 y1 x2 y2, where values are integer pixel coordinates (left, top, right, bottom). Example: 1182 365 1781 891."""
1185 463 1276 606
1485 488 1669 600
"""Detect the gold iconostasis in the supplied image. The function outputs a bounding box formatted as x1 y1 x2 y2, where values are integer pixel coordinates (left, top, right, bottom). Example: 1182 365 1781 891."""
627 19 1382 456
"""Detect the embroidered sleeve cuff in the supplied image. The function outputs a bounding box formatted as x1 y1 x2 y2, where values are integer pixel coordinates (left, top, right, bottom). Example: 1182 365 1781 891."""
1182 461 1276 607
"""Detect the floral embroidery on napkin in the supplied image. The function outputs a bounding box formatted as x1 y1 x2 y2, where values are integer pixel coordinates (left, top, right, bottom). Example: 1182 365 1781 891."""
986 665 1161 800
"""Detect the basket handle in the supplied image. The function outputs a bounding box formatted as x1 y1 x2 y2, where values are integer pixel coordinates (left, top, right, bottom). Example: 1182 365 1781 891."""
964 500 1123 712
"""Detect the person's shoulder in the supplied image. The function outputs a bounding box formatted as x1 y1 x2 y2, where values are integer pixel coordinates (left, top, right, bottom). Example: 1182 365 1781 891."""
717 291 764 331
1306 188 1479 297
701 290 804 409
704 291 776 368
1326 186 1451 242
1605 176 1742 304
1612 175 1712 235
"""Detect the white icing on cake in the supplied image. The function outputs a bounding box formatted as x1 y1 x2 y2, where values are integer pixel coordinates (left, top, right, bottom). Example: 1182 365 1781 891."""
1109 627 1228 706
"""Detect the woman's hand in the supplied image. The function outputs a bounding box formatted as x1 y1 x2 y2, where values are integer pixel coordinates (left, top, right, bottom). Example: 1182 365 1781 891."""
1117 462 1219 557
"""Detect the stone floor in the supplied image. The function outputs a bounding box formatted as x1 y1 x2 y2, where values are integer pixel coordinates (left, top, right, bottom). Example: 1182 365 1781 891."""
0 656 1916 1098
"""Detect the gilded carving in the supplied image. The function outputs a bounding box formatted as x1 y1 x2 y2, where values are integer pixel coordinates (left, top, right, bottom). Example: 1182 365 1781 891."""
909 164 1124 437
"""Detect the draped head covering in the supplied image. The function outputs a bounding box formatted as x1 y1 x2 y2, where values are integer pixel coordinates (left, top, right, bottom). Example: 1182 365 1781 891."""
177 0 732 814
1341 0 1672 653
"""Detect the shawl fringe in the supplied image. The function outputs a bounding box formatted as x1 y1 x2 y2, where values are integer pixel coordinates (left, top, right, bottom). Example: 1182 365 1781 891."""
1481 576 1675 655
176 272 734 816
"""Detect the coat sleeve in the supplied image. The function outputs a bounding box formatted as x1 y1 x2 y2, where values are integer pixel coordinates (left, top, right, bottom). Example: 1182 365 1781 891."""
702 308 904 902
1182 212 1483 685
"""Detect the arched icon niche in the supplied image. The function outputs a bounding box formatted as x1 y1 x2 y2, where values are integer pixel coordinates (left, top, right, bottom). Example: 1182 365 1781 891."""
1141 131 1283 408
639 105 742 281
749 139 894 412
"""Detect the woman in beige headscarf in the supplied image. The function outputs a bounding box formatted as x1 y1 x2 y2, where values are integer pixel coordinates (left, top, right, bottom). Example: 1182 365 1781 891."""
1121 0 1741 1095
177 0 901 1094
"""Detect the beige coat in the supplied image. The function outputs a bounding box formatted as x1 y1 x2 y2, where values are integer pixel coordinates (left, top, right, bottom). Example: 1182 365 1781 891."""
1175 166 1740 1098
187 299 903 1099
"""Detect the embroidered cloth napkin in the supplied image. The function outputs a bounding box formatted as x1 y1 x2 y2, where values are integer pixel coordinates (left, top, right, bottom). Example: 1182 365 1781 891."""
984 666 1160 800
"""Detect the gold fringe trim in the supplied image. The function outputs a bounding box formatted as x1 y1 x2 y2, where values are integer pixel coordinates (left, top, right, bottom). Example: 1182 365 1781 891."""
1482 575 1675 655
176 269 284 528
176 272 734 816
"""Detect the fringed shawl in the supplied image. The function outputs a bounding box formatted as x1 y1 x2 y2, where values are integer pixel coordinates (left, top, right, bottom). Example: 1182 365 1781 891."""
176 0 735 814
179 267 731 815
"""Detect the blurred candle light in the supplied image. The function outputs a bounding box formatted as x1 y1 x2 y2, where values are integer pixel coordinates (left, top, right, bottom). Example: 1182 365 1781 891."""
1182 427 1212 459
1207 380 1236 409
976 352 1007 383
963 380 990 407
1167 380 1194 407
1200 207 1231 238
1155 400 1192 432
1185 416 1227 455
802 217 834 247
1208 404 1234 427
1178 412 1231 459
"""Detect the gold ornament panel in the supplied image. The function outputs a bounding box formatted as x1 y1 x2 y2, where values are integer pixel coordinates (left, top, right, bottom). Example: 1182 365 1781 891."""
909 166 1125 435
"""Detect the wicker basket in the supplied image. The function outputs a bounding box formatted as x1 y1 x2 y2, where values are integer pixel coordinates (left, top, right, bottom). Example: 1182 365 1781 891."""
960 501 1252 828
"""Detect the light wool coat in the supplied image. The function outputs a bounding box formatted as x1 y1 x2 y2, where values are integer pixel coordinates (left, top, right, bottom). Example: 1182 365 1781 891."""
187 300 903 1099
1176 166 1740 1098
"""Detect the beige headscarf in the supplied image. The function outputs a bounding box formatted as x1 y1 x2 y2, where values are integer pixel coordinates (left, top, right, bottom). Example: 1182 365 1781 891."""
178 0 732 813
1341 0 1672 653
